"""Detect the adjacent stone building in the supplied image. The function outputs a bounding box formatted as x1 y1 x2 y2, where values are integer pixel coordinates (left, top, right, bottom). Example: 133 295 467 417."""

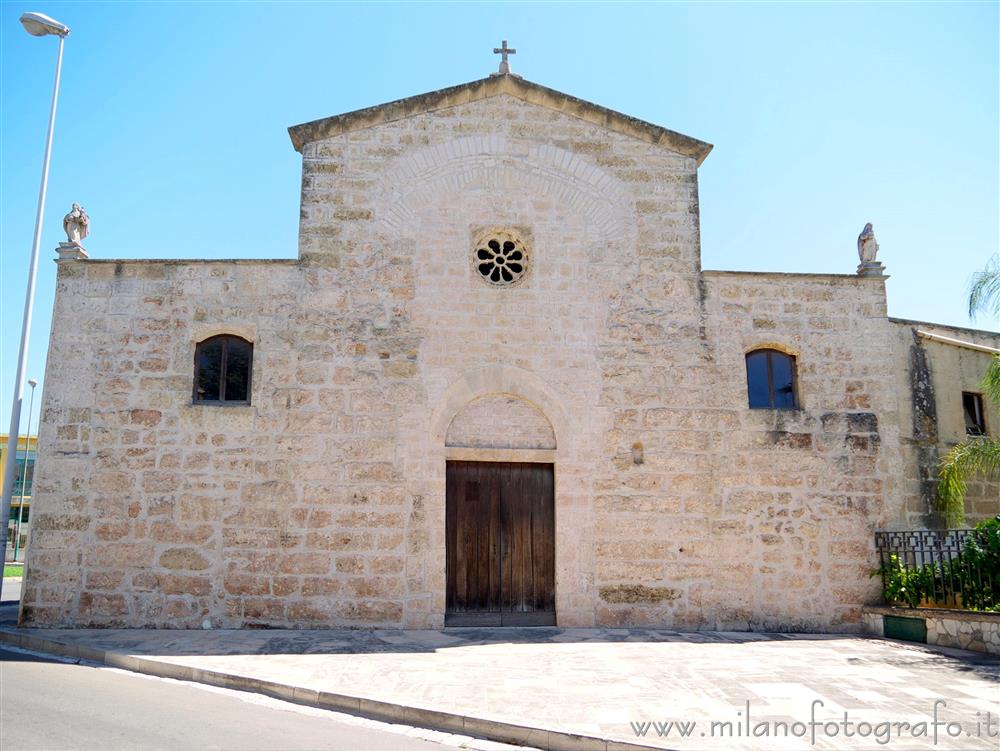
21 71 999 631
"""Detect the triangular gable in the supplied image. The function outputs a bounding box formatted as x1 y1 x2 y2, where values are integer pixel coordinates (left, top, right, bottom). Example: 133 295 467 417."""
288 74 713 165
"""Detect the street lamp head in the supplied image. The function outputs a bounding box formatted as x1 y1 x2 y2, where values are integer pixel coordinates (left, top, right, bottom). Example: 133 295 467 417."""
27 379 38 389
19 12 70 38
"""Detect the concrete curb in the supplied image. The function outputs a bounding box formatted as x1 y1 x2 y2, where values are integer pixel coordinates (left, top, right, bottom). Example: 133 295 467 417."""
0 628 666 751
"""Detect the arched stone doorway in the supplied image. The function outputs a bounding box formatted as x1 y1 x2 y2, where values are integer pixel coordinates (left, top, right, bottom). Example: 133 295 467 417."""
444 393 556 626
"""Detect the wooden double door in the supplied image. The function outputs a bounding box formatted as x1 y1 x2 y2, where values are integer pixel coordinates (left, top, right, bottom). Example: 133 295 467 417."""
445 461 555 626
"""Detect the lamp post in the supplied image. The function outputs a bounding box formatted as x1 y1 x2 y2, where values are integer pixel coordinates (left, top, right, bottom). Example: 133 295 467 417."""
13 379 38 562
1 12 69 595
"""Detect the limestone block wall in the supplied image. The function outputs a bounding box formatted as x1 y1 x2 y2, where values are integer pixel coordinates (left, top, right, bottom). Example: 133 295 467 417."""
889 319 1000 528
446 395 555 450
24 91 912 632
293 93 708 631
692 271 903 630
25 93 705 630
24 258 422 628
862 606 1000 656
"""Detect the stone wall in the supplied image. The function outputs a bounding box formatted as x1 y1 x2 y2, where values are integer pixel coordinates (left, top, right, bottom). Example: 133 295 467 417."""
862 606 1000 656
23 91 921 631
294 92 704 631
889 319 1000 528
446 394 555 450
691 271 901 630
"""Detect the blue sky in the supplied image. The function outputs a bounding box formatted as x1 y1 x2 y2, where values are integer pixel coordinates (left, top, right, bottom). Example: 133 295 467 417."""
1 1 997 433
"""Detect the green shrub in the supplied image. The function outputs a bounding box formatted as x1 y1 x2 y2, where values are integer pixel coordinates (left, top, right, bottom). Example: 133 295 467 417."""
872 554 934 608
874 517 1000 611
959 514 1000 610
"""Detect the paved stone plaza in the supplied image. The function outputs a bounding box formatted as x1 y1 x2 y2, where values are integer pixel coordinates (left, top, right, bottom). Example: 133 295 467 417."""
2 627 997 750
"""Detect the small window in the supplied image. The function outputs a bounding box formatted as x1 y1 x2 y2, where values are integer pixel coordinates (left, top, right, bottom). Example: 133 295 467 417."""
963 392 986 436
746 349 798 409
193 335 252 404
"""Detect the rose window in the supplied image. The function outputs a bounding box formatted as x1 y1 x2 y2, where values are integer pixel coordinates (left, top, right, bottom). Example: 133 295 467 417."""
473 232 529 286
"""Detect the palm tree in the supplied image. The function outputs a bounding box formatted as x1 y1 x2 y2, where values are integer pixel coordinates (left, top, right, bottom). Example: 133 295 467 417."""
968 256 1000 321
937 256 1000 527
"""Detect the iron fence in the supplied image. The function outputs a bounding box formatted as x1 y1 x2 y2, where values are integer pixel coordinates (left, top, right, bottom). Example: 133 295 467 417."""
874 528 997 610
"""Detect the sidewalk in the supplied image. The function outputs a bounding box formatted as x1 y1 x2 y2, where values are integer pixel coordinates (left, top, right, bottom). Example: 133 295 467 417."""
1 625 997 751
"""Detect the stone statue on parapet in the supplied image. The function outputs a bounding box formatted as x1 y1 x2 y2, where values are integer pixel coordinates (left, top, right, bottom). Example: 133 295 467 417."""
856 222 885 277
57 203 90 260
63 203 90 245
857 222 878 264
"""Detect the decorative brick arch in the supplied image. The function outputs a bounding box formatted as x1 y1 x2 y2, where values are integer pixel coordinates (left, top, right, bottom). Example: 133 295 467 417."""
430 365 567 448
375 135 635 243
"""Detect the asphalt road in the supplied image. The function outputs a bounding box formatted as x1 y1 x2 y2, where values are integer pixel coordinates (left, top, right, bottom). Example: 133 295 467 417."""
0 646 459 751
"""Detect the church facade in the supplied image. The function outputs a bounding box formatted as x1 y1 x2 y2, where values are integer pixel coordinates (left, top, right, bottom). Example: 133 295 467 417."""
21 72 1000 630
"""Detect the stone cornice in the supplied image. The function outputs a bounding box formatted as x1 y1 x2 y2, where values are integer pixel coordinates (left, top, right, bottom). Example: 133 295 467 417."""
287 74 713 165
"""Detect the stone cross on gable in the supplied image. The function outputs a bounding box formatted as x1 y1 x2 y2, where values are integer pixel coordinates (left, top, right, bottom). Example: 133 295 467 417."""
493 39 516 75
